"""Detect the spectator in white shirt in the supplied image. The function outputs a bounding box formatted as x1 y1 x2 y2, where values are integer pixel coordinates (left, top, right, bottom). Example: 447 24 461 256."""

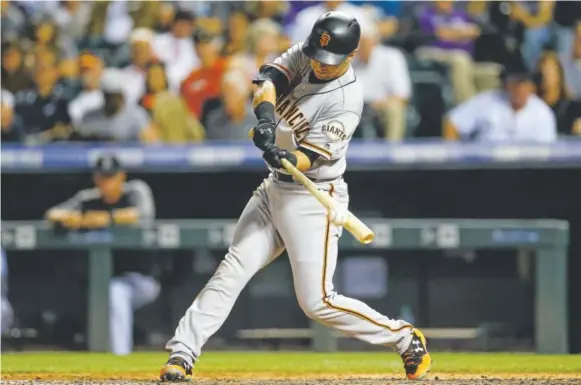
153 9 199 92
121 28 157 106
69 52 104 126
289 0 372 44
352 21 412 140
444 64 557 142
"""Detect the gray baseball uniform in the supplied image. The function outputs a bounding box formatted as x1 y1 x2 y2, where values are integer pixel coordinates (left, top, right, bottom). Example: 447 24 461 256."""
166 43 414 364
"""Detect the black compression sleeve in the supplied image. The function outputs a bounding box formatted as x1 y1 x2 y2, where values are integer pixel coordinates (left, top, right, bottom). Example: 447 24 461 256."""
254 101 275 123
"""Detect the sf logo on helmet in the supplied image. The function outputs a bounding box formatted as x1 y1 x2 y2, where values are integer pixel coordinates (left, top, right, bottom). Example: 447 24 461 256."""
320 32 331 47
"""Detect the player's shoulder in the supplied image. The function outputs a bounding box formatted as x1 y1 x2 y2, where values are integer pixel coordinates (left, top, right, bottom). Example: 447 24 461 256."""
75 187 101 202
527 95 555 118
124 179 153 194
466 90 503 107
333 67 363 115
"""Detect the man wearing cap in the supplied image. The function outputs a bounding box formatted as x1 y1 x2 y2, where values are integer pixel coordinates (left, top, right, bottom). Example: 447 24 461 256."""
444 63 557 142
68 52 105 126
181 28 228 119
45 154 159 355
122 28 158 107
153 9 199 92
75 68 159 143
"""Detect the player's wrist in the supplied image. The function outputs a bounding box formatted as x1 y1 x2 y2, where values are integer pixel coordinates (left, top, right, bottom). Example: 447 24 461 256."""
254 101 275 124
283 150 298 167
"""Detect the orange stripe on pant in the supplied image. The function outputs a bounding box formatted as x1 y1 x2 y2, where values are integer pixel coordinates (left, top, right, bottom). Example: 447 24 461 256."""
320 184 412 333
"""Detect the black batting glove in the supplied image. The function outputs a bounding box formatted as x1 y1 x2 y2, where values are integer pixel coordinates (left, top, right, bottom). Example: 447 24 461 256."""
263 147 297 169
252 120 276 152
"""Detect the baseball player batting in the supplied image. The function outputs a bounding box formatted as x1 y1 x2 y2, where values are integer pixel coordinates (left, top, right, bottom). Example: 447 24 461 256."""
160 11 431 381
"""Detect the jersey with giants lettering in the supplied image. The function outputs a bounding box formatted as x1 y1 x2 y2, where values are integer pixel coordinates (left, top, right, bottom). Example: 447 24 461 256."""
265 43 363 181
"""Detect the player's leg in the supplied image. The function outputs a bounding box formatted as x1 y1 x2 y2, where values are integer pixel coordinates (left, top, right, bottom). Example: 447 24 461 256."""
161 180 284 381
109 273 160 356
109 277 134 356
274 183 430 380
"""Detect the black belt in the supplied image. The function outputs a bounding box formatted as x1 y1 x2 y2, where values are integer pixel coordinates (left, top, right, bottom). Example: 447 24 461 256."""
273 170 316 183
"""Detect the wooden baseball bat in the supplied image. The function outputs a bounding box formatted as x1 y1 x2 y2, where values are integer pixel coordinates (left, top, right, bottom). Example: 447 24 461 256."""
280 158 375 245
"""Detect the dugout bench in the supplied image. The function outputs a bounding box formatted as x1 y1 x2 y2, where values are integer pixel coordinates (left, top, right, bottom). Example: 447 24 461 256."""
0 218 569 354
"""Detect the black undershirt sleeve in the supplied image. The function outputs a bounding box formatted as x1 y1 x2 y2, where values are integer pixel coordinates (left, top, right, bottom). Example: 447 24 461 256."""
252 64 290 97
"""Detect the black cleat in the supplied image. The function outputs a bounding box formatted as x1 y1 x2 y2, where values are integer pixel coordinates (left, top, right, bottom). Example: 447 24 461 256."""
159 356 193 382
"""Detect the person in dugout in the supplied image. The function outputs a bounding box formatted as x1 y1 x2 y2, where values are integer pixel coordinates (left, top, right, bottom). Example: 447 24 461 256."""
45 154 159 355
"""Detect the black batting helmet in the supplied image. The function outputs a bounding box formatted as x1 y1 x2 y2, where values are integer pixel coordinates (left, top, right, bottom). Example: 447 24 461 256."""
302 11 361 66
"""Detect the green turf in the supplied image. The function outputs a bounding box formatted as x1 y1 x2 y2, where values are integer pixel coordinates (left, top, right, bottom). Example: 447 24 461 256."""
1 352 580 375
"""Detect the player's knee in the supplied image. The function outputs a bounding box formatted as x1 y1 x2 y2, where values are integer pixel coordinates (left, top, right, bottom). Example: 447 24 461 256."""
297 295 328 321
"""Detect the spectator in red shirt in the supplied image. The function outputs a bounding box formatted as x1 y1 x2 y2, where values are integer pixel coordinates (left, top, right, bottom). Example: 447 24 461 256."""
180 28 228 119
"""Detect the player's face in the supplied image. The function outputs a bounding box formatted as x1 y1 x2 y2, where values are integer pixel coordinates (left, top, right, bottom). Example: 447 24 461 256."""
310 58 351 80
94 172 125 196
505 78 534 110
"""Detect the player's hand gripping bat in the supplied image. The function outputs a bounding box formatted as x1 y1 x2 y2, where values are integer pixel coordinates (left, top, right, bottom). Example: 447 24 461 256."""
280 158 375 245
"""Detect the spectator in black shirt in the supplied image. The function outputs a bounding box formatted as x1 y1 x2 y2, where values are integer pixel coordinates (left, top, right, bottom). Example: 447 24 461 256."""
45 154 159 355
13 60 72 143
1 89 25 142
536 51 581 136
1 42 35 94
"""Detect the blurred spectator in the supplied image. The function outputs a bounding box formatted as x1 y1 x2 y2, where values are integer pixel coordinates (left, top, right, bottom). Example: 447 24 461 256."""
87 1 133 46
444 63 556 142
1 0 26 43
181 28 228 119
45 0 93 44
353 21 411 140
140 62 205 143
154 2 176 33
1 41 35 93
508 1 555 70
234 18 282 79
12 0 60 18
45 154 159 356
559 21 581 99
223 9 251 56
416 0 494 104
289 0 371 44
153 9 199 92
482 1 554 70
13 60 72 143
1 89 25 142
75 68 158 143
552 1 581 57
245 1 289 25
24 14 78 66
204 69 257 140
121 28 157 106
129 1 161 30
349 0 402 39
174 0 242 27
1 248 14 335
68 52 105 126
536 51 581 136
